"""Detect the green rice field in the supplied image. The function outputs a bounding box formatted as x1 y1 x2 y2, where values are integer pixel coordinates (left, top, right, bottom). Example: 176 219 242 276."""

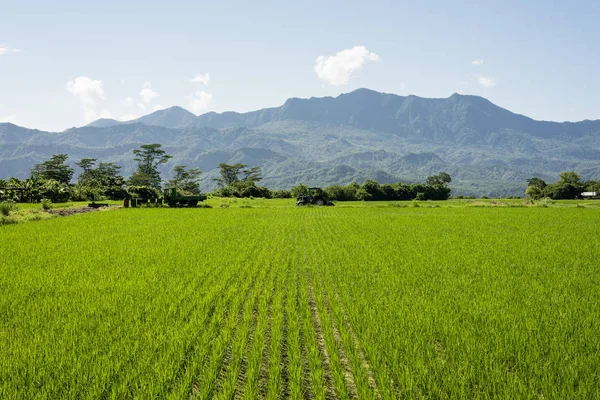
1 202 599 398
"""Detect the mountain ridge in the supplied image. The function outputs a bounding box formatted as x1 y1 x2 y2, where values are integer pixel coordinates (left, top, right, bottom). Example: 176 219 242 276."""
2 88 600 197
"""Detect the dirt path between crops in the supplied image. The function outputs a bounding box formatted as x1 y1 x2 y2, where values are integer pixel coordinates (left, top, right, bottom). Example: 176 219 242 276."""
47 205 119 217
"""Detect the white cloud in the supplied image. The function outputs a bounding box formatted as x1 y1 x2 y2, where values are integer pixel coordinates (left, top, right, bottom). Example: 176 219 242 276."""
140 82 159 103
66 76 105 105
0 45 20 56
472 59 484 65
66 76 111 123
121 97 135 107
314 45 381 86
0 115 17 124
137 103 146 112
153 104 165 112
477 75 497 88
188 91 213 114
190 72 210 85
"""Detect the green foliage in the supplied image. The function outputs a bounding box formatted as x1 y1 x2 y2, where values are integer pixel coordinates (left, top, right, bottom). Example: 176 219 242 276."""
41 199 52 210
31 154 74 184
290 184 309 198
0 201 17 216
127 185 161 199
323 180 451 201
426 171 452 186
213 163 263 188
271 189 292 198
527 177 547 190
39 179 72 203
324 184 359 201
536 197 554 208
76 159 126 200
525 185 543 200
558 171 581 185
167 165 202 195
132 144 172 189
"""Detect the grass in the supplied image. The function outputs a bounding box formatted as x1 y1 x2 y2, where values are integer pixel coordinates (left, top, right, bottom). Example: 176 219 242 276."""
1 201 599 398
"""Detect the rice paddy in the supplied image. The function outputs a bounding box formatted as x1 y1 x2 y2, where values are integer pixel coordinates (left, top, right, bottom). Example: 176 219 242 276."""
1 203 599 398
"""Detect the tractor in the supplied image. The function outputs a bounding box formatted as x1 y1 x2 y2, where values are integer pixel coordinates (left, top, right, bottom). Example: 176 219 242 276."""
163 187 207 207
296 187 334 206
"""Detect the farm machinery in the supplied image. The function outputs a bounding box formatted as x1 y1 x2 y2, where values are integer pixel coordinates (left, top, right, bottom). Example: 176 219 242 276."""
163 187 207 207
296 187 334 206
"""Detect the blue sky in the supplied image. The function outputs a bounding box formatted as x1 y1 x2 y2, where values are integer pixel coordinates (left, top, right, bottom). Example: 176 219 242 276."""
1 0 599 131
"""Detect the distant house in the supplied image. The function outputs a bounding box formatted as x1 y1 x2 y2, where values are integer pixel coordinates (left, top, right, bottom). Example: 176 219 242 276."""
581 192 599 199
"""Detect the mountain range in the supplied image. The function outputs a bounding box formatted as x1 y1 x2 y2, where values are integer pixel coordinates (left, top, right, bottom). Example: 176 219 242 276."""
2 88 599 196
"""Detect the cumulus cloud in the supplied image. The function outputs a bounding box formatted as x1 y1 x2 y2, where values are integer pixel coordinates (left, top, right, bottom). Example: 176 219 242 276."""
0 45 20 56
188 91 213 114
153 104 166 112
190 72 210 85
472 59 484 65
477 75 497 88
140 82 159 103
314 45 381 86
66 76 106 105
66 76 111 123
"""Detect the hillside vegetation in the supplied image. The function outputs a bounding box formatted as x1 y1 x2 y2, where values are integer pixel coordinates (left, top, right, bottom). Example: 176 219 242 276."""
2 89 599 196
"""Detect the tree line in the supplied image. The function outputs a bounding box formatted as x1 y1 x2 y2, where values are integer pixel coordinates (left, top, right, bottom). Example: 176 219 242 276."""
525 172 600 200
0 144 456 203
5 142 596 203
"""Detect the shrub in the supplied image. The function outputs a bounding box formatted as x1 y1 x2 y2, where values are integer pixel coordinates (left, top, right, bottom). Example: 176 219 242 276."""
41 199 52 210
536 197 553 208
0 216 17 225
0 201 16 216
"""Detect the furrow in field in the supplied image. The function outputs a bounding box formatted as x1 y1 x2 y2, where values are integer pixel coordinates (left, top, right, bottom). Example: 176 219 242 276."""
236 271 278 399
330 278 382 400
269 256 292 399
101 264 239 399
320 286 358 400
312 210 383 399
191 258 269 399
305 210 358 399
213 259 273 398
257 284 275 398
306 274 338 399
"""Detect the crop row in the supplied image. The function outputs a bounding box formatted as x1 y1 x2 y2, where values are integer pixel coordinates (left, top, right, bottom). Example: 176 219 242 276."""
1 206 599 398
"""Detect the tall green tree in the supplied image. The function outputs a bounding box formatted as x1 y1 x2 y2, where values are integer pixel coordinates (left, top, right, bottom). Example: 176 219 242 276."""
131 144 172 189
213 163 247 187
213 163 263 187
242 166 263 183
75 159 126 200
167 165 202 195
426 172 452 186
526 177 547 190
31 154 74 184
558 171 581 185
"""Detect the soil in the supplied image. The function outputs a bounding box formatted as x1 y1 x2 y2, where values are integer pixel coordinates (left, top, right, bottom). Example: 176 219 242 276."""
47 205 118 217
